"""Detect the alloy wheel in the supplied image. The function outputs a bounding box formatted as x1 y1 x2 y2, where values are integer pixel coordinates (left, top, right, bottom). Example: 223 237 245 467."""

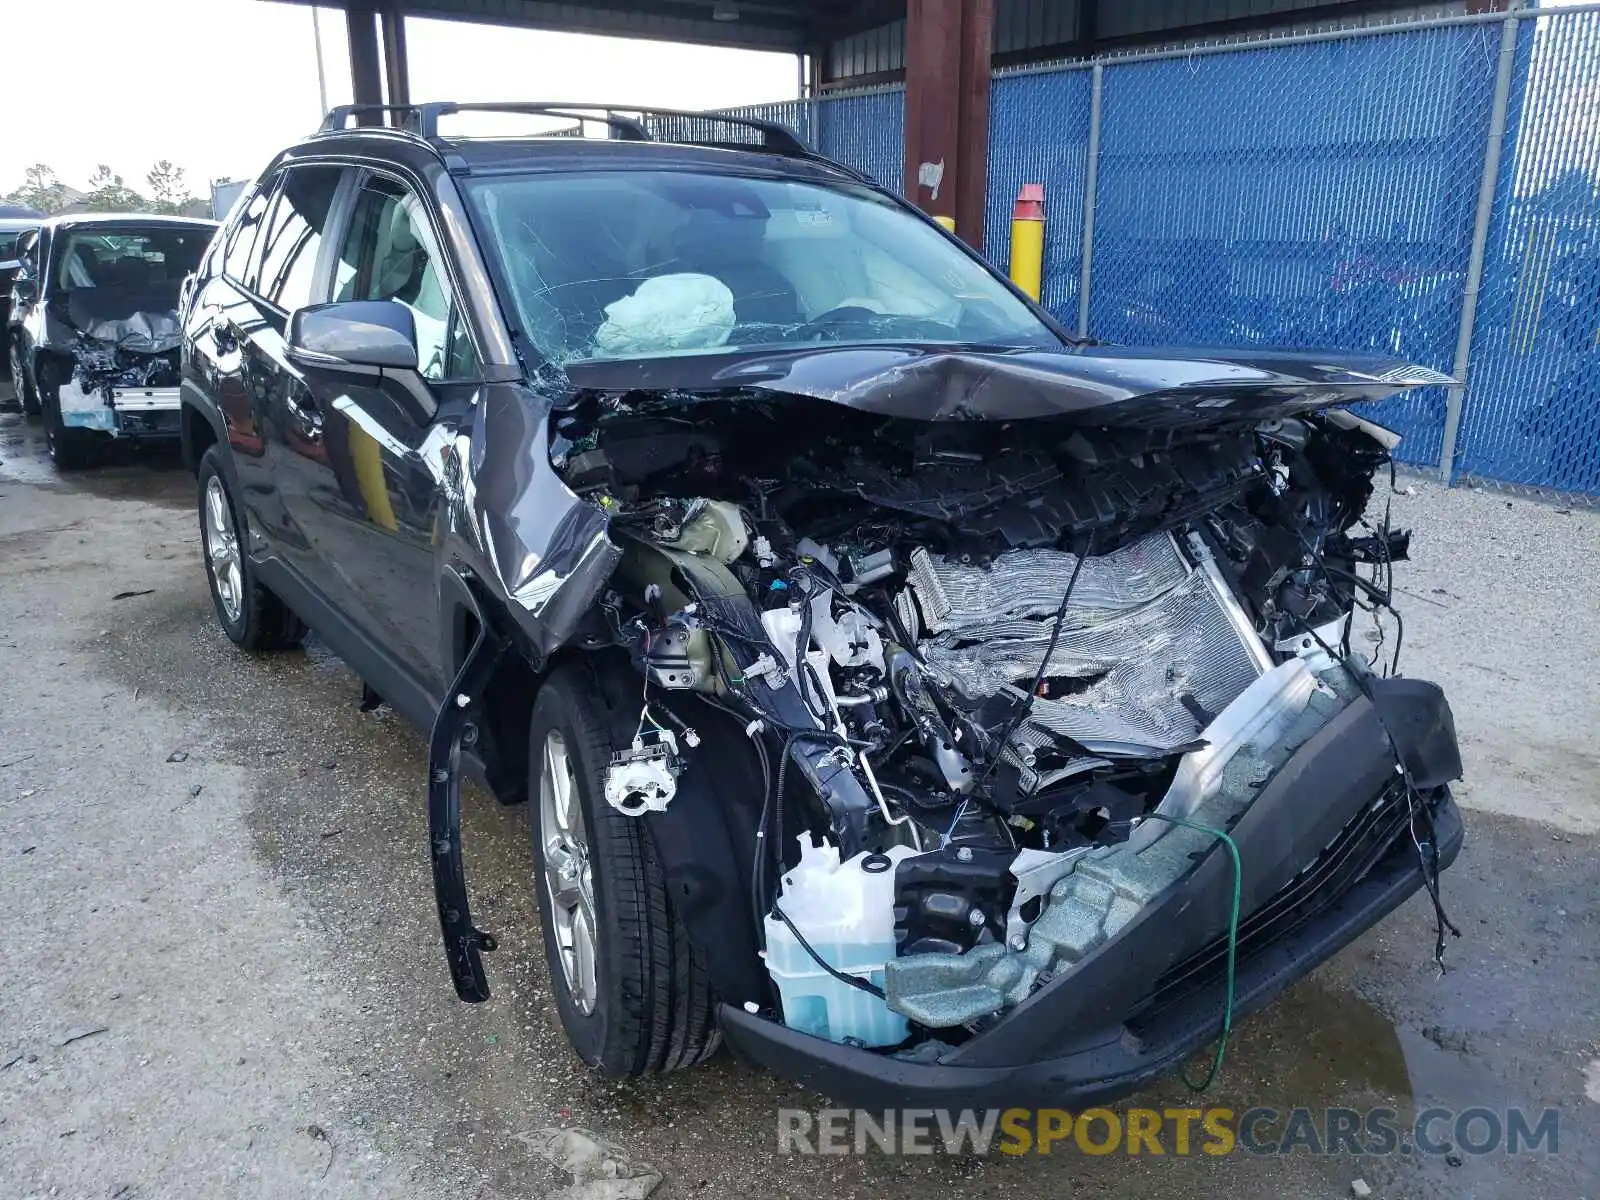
203 475 244 625
539 729 598 1014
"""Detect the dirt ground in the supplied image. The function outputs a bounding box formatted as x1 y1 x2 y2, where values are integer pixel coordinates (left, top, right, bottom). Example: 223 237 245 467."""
1 407 1597 1200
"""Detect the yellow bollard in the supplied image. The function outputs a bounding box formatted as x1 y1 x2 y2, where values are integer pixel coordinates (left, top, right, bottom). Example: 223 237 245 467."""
1009 183 1045 301
933 215 957 234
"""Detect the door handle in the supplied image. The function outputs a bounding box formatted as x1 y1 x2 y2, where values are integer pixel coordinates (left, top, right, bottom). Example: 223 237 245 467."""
286 391 323 436
206 308 237 352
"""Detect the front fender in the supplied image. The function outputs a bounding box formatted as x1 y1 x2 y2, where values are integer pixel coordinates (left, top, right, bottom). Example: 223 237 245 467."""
440 382 621 665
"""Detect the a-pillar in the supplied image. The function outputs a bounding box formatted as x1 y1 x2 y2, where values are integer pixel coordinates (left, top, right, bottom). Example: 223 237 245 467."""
902 0 995 252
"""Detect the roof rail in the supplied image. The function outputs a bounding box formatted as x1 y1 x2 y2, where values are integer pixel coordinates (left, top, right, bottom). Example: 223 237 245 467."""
321 104 427 132
320 101 812 159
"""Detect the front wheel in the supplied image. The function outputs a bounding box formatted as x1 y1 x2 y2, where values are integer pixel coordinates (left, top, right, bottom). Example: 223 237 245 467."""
527 665 720 1078
8 339 41 416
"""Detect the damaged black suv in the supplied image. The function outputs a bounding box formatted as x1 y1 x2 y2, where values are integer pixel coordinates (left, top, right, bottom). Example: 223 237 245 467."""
179 103 1464 1106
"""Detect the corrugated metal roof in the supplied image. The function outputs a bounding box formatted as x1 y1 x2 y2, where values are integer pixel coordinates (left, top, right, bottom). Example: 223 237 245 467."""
265 0 869 53
821 0 1475 82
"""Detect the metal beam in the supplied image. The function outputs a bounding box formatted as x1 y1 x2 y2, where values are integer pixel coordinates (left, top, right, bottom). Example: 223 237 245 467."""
381 7 411 108
902 0 994 251
346 5 385 113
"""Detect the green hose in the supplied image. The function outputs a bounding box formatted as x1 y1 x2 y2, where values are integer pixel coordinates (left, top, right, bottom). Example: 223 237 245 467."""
1144 812 1243 1092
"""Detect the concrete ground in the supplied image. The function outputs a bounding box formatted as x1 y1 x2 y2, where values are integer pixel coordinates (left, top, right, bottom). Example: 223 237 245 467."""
1 407 1596 1199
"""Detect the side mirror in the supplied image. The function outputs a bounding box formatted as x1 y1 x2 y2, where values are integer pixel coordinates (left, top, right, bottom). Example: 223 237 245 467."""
287 300 418 372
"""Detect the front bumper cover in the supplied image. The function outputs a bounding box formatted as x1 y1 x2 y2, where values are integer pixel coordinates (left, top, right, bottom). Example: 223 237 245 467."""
59 380 181 439
719 677 1464 1108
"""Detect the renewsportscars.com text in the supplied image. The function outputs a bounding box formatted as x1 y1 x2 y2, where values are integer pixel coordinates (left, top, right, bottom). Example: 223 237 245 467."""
777 1106 1560 1157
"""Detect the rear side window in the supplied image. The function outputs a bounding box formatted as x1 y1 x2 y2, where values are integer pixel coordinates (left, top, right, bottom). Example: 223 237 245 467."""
221 186 271 287
16 230 40 278
255 166 343 313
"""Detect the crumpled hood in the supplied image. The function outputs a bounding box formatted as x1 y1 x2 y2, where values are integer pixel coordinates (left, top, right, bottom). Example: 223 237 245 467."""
563 343 1454 427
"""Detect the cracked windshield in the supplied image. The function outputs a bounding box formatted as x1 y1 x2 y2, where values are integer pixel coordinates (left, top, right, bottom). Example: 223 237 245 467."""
466 169 1065 365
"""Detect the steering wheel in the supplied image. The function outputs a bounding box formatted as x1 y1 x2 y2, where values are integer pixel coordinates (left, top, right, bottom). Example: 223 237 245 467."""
802 304 889 341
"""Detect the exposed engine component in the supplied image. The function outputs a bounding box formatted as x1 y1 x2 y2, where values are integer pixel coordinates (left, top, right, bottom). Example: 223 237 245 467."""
907 534 1269 757
604 728 681 815
893 845 1013 957
643 618 713 690
556 392 1417 1047
884 659 1344 1028
73 342 181 399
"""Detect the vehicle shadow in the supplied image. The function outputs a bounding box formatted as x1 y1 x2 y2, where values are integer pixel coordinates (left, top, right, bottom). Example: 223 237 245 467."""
0 409 192 507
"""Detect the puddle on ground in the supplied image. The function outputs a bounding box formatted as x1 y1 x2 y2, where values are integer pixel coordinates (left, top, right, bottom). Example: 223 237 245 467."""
0 409 191 503
1202 977 1513 1126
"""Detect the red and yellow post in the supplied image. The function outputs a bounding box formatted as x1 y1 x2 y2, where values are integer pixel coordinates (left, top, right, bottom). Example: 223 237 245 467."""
1009 183 1045 301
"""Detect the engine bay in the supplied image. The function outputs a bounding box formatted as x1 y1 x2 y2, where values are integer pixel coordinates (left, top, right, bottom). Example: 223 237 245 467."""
552 389 1412 1046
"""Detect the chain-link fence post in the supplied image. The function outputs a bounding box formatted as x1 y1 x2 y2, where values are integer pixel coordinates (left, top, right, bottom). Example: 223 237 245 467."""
1076 62 1104 339
1440 7 1524 484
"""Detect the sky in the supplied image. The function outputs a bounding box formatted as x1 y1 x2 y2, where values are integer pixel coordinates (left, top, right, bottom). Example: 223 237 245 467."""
1 0 800 201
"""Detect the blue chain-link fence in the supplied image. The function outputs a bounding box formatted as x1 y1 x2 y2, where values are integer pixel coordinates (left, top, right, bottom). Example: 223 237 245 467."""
728 7 1600 497
1081 23 1499 468
814 88 905 194
987 66 1094 318
1455 9 1600 495
721 91 905 193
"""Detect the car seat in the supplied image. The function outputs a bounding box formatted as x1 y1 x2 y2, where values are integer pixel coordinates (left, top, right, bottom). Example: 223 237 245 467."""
668 209 800 330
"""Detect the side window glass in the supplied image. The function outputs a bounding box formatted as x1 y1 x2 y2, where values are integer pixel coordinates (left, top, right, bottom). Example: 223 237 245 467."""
335 177 479 382
18 231 39 278
444 315 477 379
255 166 341 313
222 184 272 288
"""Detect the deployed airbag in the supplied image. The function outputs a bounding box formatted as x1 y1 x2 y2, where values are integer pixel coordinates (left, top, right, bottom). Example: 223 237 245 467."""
592 273 735 357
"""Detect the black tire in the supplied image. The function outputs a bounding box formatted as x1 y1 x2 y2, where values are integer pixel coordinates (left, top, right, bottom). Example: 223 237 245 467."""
197 444 306 652
9 339 40 415
527 665 720 1077
39 380 97 470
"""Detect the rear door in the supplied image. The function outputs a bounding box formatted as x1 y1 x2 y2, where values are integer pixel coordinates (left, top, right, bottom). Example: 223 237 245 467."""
230 164 348 585
283 170 484 693
185 182 277 535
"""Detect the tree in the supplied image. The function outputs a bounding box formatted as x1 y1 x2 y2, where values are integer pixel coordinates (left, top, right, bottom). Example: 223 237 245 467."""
146 160 193 215
82 164 146 213
2 163 69 214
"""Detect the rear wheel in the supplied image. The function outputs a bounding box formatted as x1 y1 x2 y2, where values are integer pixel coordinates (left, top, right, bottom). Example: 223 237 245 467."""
197 445 305 652
527 665 720 1077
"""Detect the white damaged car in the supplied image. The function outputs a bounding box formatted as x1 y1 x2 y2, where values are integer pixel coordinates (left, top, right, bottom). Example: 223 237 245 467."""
8 213 214 468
